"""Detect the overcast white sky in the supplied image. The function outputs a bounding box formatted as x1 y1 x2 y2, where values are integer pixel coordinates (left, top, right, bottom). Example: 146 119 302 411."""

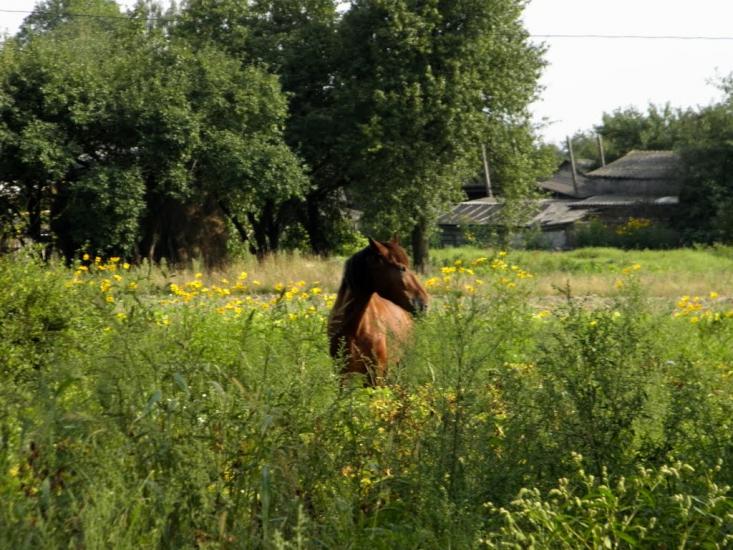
3 0 733 144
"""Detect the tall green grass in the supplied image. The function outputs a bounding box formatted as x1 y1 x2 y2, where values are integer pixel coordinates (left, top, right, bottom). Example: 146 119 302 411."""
1 251 732 548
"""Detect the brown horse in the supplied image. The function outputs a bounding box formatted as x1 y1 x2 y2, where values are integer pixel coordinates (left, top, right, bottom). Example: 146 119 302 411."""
328 237 429 385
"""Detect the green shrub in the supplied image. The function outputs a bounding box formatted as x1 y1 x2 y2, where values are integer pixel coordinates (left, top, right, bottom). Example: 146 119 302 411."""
481 456 733 548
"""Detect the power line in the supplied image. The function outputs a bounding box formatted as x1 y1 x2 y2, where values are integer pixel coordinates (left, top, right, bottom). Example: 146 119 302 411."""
3 9 733 42
532 33 733 41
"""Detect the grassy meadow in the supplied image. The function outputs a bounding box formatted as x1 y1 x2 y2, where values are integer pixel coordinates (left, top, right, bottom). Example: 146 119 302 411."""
2 247 733 548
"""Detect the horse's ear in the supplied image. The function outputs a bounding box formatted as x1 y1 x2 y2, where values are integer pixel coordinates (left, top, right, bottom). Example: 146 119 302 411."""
390 233 400 245
368 237 388 257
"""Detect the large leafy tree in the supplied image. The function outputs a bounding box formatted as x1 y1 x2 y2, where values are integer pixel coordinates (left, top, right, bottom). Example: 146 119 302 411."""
337 0 548 268
676 94 733 243
178 0 347 255
0 0 306 262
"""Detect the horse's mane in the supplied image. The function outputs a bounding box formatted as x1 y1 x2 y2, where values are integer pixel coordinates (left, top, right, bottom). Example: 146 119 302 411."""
329 246 373 344
341 245 374 295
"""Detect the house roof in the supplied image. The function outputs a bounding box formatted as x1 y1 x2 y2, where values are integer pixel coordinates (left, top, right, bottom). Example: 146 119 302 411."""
538 160 595 199
532 201 590 227
438 197 503 225
586 150 682 180
438 198 591 228
568 195 680 207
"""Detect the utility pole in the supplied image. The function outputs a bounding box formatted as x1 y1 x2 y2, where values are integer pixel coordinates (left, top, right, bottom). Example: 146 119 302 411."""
566 136 579 196
481 143 493 198
597 134 606 166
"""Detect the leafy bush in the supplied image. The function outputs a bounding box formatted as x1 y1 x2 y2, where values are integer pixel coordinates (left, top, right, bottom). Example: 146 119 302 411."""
482 457 733 548
575 218 680 249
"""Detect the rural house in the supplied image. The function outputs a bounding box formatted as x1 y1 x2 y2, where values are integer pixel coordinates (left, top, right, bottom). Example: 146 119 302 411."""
438 150 683 248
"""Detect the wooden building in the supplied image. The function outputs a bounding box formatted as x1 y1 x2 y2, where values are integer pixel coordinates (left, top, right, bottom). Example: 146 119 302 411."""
439 150 683 248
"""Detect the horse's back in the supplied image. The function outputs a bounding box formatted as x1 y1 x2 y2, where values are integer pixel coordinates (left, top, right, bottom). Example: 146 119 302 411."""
351 294 412 375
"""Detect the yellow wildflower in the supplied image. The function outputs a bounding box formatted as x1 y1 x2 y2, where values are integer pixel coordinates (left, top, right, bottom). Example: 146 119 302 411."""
425 277 440 288
491 259 508 271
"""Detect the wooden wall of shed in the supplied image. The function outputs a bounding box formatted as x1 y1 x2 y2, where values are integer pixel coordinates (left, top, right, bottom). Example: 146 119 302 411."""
583 178 682 197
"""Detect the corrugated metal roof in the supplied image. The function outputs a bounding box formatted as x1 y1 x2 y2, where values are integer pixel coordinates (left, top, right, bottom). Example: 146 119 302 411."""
586 150 682 180
439 198 592 228
438 198 503 225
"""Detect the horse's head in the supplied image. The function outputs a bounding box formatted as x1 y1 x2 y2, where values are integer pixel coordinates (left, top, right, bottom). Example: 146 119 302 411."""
361 237 429 315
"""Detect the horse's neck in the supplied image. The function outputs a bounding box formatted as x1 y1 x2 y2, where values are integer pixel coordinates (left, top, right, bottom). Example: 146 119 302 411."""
330 284 373 336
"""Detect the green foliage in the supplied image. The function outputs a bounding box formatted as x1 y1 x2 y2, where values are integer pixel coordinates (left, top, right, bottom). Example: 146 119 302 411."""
0 0 306 261
482 458 733 548
2 254 733 547
529 280 657 476
676 98 733 244
0 0 552 261
339 0 548 256
571 104 689 165
575 218 681 250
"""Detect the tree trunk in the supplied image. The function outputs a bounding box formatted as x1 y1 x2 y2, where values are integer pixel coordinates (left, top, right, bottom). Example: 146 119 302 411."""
26 184 43 243
302 193 330 256
411 220 429 273
247 200 281 260
218 200 249 244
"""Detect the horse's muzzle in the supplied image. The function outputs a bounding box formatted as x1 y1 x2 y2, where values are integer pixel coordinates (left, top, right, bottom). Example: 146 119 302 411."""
411 297 428 315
